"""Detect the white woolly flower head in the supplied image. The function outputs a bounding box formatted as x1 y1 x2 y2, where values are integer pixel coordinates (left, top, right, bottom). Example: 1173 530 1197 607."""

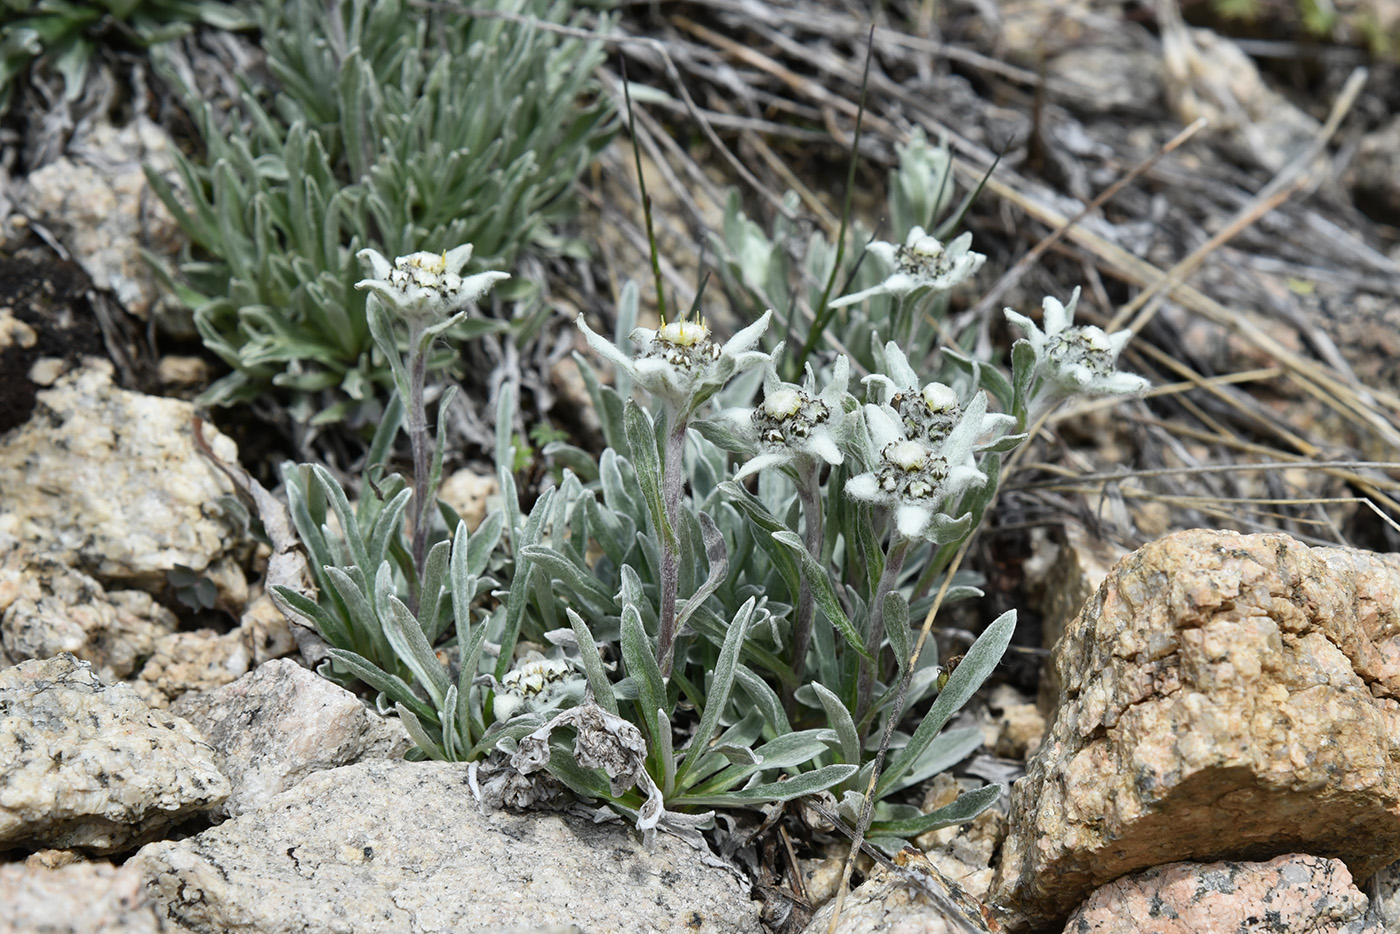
1004 288 1149 397
356 244 509 324
726 350 853 482
493 652 580 722
577 309 773 415
829 228 986 309
844 400 991 541
863 340 1015 448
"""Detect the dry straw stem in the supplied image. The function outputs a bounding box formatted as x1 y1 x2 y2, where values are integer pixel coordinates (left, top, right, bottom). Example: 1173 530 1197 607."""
959 70 1400 456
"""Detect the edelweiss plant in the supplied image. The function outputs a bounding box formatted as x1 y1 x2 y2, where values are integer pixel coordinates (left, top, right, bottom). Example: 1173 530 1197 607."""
828 228 985 308
281 153 1151 855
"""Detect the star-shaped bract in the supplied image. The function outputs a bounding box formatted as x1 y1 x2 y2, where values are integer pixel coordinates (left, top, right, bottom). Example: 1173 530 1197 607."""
577 310 773 415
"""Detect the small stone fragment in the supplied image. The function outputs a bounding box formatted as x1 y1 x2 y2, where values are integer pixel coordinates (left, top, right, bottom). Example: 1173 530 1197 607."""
132 629 252 709
802 854 1000 934
170 658 410 817
239 589 296 665
0 859 186 934
800 857 845 907
0 359 249 602
980 684 1045 761
437 468 499 533
132 759 761 934
1062 854 1381 934
0 654 229 854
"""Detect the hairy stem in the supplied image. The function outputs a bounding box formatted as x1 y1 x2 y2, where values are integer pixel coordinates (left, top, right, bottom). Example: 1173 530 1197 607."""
657 412 688 676
856 535 909 723
790 461 823 687
406 324 431 611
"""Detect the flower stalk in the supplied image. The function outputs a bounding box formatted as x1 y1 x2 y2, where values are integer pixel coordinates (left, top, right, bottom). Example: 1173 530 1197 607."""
791 461 824 685
857 533 910 721
657 412 688 676
355 244 509 594
578 309 773 675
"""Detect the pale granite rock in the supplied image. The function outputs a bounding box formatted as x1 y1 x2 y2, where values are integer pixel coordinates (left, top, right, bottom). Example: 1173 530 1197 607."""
991 529 1400 931
437 468 499 534
0 359 247 601
802 856 999 934
170 658 410 817
914 773 1007 902
132 629 251 709
132 759 763 934
0 858 188 934
0 654 228 854
0 539 178 682
1024 524 1126 714
10 115 183 323
1062 854 1380 934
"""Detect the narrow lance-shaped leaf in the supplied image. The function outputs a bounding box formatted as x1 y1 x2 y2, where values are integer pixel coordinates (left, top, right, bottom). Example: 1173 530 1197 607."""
377 565 451 708
674 599 754 789
876 609 1015 798
673 511 728 634
682 764 857 808
624 401 676 550
311 465 371 573
441 684 460 762
325 647 435 724
566 608 618 716
884 590 911 675
810 681 860 766
620 603 667 760
870 783 1003 836
418 538 451 642
396 702 446 761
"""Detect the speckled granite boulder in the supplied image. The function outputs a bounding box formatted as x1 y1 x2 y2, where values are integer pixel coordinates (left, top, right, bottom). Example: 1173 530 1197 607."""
991 529 1400 931
1061 854 1380 934
0 856 189 934
0 538 179 683
132 759 763 934
0 358 247 603
171 659 410 817
0 654 229 854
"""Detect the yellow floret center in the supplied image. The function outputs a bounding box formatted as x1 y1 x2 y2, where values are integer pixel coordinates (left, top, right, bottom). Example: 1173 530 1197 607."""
658 319 711 347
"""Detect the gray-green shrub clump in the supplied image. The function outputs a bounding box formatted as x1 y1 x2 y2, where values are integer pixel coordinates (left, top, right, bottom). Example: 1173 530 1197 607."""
149 0 614 424
0 0 252 115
